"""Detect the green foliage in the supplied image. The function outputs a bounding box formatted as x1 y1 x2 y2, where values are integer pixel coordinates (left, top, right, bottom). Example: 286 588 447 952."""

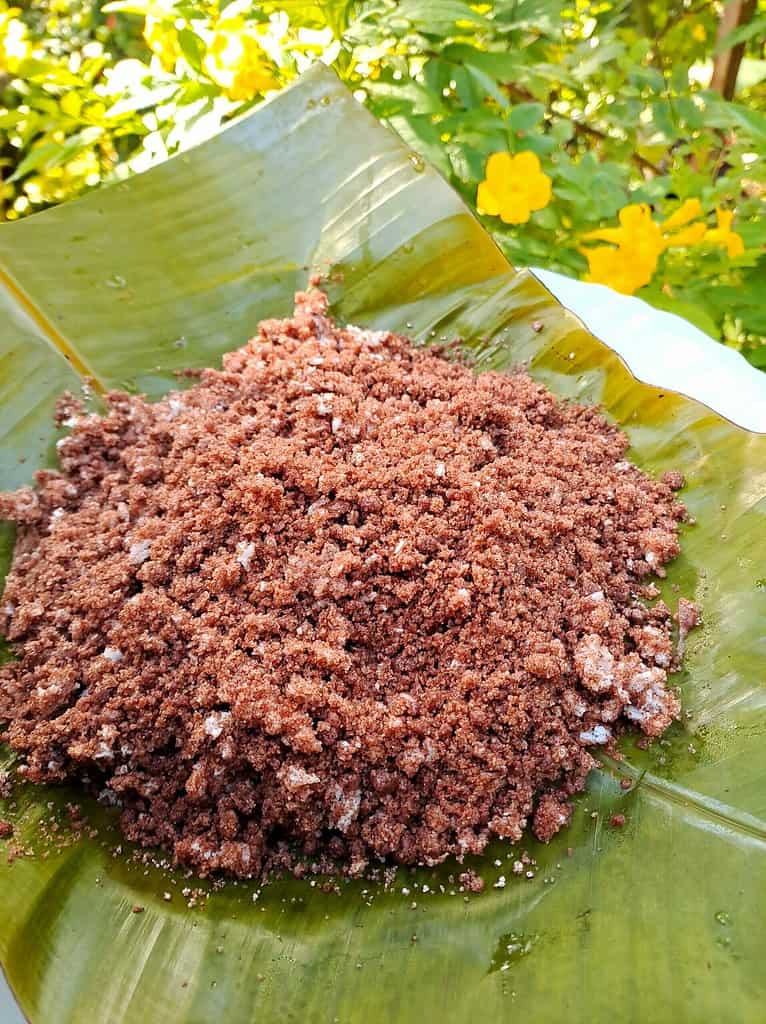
1 0 764 365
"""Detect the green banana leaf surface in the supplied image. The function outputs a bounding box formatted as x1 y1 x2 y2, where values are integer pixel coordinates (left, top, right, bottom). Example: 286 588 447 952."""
1 64 765 1024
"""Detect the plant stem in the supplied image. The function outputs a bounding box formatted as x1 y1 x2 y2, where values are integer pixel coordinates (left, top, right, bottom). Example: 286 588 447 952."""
633 0 656 40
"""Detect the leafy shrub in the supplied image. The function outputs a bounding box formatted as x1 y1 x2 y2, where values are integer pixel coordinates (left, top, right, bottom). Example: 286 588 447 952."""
1 0 764 365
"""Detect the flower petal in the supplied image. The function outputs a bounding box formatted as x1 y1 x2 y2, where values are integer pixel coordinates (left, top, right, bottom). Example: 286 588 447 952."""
715 207 734 232
664 222 707 248
499 194 531 224
662 198 703 231
525 172 552 211
509 151 542 178
618 203 652 230
581 227 627 244
485 152 514 191
726 232 745 258
477 181 501 217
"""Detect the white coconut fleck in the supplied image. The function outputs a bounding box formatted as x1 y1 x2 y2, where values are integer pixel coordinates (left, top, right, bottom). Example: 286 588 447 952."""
625 706 648 723
645 550 658 566
435 461 446 478
56 438 68 450
102 647 123 663
614 461 631 472
579 725 611 745
36 683 62 696
494 876 507 889
574 635 615 693
236 541 256 571
3 604 14 618
346 325 387 347
585 590 604 603
203 711 230 739
308 355 324 366
94 742 114 761
331 416 343 434
282 765 321 791
128 539 151 565
623 662 666 697
316 393 334 415
331 786 362 835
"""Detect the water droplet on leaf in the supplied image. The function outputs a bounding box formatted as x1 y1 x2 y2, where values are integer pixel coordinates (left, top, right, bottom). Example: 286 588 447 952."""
105 274 127 289
409 153 425 172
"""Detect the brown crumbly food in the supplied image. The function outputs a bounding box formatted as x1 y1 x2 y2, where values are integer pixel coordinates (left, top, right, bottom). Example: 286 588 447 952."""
676 597 700 638
458 870 485 893
0 290 693 879
0 820 13 840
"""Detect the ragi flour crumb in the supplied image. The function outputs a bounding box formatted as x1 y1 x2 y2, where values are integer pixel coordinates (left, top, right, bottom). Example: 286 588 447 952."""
0 290 693 878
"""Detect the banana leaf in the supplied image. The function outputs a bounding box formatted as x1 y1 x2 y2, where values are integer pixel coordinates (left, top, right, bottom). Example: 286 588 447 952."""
1 64 765 1024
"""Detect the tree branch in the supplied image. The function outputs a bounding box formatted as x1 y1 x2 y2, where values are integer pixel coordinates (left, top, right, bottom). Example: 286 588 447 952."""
710 0 757 99
502 82 662 177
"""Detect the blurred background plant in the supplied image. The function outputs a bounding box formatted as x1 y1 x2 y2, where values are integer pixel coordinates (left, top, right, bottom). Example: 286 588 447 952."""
1 0 764 365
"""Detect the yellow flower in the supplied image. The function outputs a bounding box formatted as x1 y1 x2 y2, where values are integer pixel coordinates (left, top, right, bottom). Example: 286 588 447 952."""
580 243 657 296
704 207 745 258
579 198 739 295
204 21 278 101
692 23 706 42
581 203 664 293
476 151 552 225
143 15 179 71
